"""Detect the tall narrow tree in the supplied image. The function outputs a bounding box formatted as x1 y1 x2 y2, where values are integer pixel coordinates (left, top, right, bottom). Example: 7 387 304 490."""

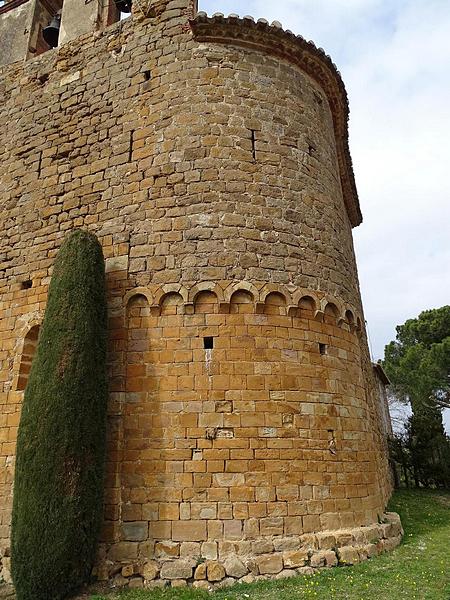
11 229 108 600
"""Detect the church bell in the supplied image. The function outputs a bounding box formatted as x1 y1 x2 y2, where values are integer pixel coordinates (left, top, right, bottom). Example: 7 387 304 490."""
114 0 132 13
42 13 61 48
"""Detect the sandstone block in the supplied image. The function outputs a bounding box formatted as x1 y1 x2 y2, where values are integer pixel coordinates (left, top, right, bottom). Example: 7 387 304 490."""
121 522 148 542
316 532 336 549
194 562 207 580
108 542 139 561
180 542 201 558
276 569 297 579
337 546 360 565
105 255 128 272
273 536 300 551
201 541 218 559
1 556 12 584
256 554 283 575
145 580 167 589
283 549 308 568
172 521 207 541
240 573 256 584
252 539 274 554
171 579 187 587
260 517 284 536
121 564 135 577
155 541 179 557
215 576 237 589
207 560 226 581
160 559 194 580
193 580 212 590
141 560 159 581
224 555 248 578
129 576 144 588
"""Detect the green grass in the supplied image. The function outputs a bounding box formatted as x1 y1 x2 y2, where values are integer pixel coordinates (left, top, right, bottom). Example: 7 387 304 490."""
90 490 450 600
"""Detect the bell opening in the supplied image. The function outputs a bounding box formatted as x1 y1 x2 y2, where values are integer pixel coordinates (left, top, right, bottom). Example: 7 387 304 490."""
42 12 61 48
114 0 132 14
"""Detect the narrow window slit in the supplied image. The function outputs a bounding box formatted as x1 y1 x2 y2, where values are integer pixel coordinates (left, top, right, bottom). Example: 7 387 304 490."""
203 336 214 350
319 343 327 355
128 130 134 162
250 129 256 161
37 151 42 178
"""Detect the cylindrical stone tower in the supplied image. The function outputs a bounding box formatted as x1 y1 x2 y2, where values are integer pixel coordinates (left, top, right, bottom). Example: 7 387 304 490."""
0 0 401 588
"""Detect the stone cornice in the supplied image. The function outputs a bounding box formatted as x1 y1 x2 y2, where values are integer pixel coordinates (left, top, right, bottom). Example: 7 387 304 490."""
189 12 362 228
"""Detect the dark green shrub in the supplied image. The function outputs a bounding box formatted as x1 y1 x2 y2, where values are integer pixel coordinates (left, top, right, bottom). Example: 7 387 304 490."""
11 229 108 600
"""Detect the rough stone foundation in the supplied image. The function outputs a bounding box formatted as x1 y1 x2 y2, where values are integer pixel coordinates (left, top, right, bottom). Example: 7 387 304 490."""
91 512 403 590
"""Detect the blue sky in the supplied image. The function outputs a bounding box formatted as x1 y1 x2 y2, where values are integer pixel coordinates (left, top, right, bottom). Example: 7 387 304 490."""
200 0 450 431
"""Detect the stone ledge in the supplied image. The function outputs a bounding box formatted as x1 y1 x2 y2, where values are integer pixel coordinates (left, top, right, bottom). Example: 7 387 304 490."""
93 512 403 589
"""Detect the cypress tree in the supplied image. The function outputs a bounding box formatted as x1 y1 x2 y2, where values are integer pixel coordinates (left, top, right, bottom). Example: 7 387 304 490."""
11 229 108 600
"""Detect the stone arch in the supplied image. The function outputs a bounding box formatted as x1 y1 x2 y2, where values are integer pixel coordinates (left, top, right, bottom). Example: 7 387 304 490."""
343 308 360 332
193 290 219 314
153 284 189 307
260 284 292 305
224 281 260 303
188 282 224 304
296 295 317 319
263 291 287 316
124 287 153 310
17 324 40 391
160 292 184 316
229 289 254 314
322 300 340 325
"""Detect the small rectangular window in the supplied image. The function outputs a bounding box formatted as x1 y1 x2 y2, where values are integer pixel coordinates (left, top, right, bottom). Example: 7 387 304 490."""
319 343 327 355
203 336 214 349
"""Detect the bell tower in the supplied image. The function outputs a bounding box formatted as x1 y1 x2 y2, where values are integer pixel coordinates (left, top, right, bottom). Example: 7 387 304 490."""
0 0 125 66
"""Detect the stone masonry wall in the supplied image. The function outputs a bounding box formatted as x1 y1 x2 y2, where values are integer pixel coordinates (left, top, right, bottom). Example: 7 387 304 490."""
0 1 395 586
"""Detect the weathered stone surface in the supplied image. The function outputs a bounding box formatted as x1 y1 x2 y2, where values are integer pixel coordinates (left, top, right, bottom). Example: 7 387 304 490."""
108 543 139 562
194 562 207 580
207 560 226 581
128 576 144 588
256 554 283 575
121 522 148 542
155 541 180 558
224 555 248 578
0 557 12 584
160 560 194 580
122 564 135 577
201 541 218 560
172 521 207 542
215 576 236 589
276 569 297 579
141 560 159 581
283 549 308 568
316 533 336 549
273 536 300 551
310 550 337 568
337 546 360 565
193 580 212 590
252 539 274 555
